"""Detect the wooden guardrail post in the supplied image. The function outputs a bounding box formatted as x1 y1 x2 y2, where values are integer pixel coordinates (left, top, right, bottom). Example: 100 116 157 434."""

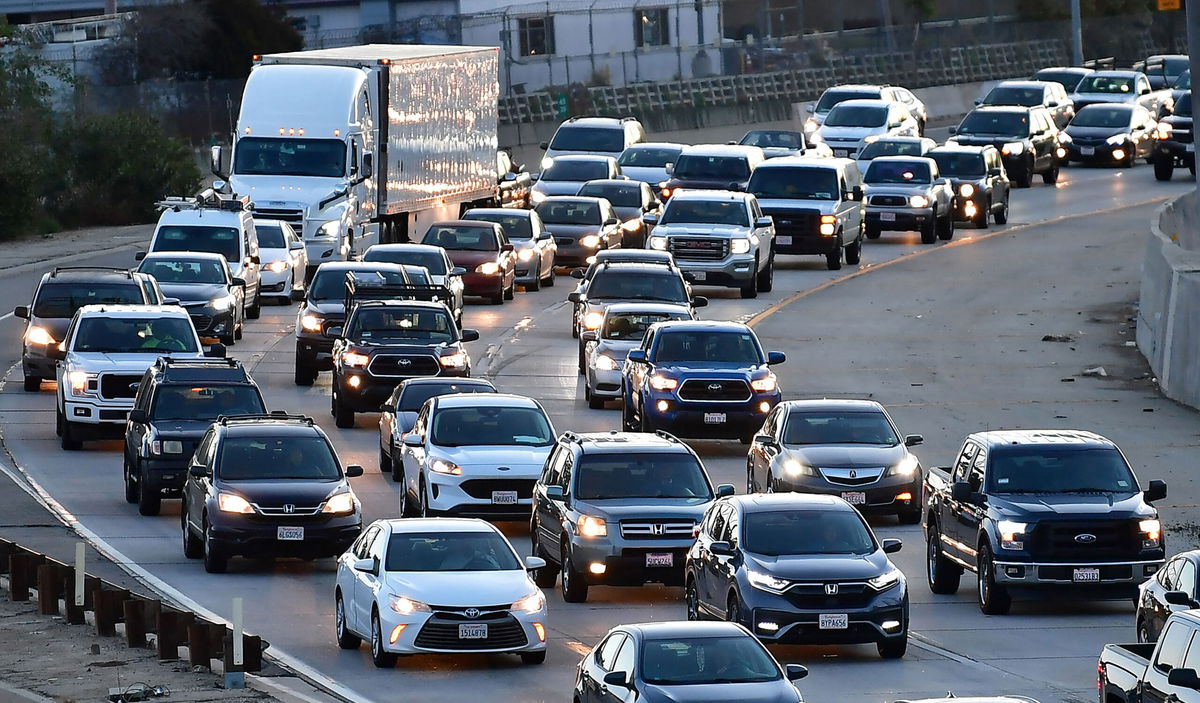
123 599 147 648
187 621 212 669
36 563 61 615
9 553 30 601
93 587 128 637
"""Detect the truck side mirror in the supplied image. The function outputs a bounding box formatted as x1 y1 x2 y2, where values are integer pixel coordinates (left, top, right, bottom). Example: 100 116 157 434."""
1145 480 1167 503
951 481 974 502
716 483 735 498
128 409 147 424
362 151 373 179
324 326 344 339
210 145 224 176
1168 668 1200 690
580 330 598 342
1165 590 1199 608
545 485 566 501
627 349 647 363
691 296 708 308
567 292 583 304
709 541 735 556
947 126 958 136
460 329 480 342
755 216 773 228
766 351 786 365
642 213 659 226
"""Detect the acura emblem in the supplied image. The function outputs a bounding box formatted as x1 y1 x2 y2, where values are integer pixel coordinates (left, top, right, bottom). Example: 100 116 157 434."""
707 383 722 391
1075 533 1097 544
283 504 295 514
824 583 839 595
849 470 858 479
464 607 480 619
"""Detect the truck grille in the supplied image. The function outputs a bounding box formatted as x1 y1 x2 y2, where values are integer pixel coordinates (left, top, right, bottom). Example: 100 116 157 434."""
368 354 441 377
678 379 751 402
869 195 908 207
99 373 143 400
414 614 528 651
459 479 535 500
1027 520 1142 562
669 237 729 261
783 581 876 610
764 209 820 235
619 520 696 540
253 207 305 238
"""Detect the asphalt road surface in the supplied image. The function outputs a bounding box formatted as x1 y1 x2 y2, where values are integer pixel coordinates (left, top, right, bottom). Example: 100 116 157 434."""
0 162 1195 703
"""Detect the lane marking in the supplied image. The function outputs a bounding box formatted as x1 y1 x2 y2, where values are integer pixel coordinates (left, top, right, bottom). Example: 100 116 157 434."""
0 312 12 322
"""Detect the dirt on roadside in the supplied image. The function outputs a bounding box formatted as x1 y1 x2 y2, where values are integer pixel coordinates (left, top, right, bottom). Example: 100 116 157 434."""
2 225 153 273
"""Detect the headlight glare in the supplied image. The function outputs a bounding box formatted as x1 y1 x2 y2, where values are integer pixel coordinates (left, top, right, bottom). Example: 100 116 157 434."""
649 374 678 391
1140 519 1162 541
476 261 500 275
582 311 604 330
430 458 462 475
909 195 930 208
321 492 356 515
315 221 340 239
300 314 324 332
512 591 546 613
68 370 92 392
998 520 1028 549
1002 141 1025 155
341 351 369 367
25 326 54 346
648 236 668 251
438 350 468 368
783 459 811 477
577 514 608 537
209 295 235 312
594 353 618 371
1106 134 1127 146
389 595 431 615
730 238 752 254
750 374 777 392
959 183 975 197
747 569 790 593
517 248 535 261
580 235 601 248
888 455 919 477
265 259 288 273
217 492 255 514
868 568 901 591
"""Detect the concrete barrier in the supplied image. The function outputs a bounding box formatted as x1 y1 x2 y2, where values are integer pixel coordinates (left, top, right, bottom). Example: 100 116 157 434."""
1136 189 1200 409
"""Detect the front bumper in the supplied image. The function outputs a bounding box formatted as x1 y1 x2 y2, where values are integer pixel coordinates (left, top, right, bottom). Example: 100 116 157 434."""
426 469 540 520
336 366 468 412
377 607 547 655
743 583 907 645
554 243 601 269
185 309 236 337
774 230 840 256
954 194 989 222
62 397 131 427
992 558 1163 592
22 343 56 379
775 473 920 514
260 267 292 292
208 511 361 559
865 207 933 232
1063 143 1127 163
138 456 191 494
675 254 756 288
586 366 623 399
569 538 692 586
296 336 335 371
643 391 777 440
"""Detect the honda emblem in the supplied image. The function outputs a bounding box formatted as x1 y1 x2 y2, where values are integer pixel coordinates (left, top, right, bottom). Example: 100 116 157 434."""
824 583 839 595
651 524 665 536
283 504 295 514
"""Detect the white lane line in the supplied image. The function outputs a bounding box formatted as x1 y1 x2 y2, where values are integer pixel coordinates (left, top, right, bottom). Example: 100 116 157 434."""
0 312 13 322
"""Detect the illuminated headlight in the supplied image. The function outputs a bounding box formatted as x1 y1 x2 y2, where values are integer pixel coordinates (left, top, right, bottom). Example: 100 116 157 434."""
68 370 94 395
512 591 546 614
959 183 975 198
867 568 901 591
517 248 535 261
730 238 752 254
1057 132 1072 143
747 569 790 594
582 311 604 330
25 326 55 346
209 295 235 312
438 350 468 368
341 351 369 367
750 374 777 392
783 459 812 477
265 259 288 273
576 514 608 538
1111 148 1126 161
649 374 678 391
1157 121 1173 139
531 190 548 203
430 458 462 475
217 492 255 514
1106 134 1127 146
389 595 431 615
300 314 324 332
540 156 554 170
476 261 500 275
887 455 919 477
1002 141 1025 155
998 520 1028 550
909 195 930 208
1140 518 1162 547
804 118 819 133
648 236 668 251
149 440 184 456
580 235 601 248
594 353 618 371
321 492 357 515
315 220 340 239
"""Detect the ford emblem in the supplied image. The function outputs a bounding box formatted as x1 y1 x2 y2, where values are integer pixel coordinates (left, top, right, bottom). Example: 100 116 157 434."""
498 466 511 471
1075 533 1097 544
464 607 480 619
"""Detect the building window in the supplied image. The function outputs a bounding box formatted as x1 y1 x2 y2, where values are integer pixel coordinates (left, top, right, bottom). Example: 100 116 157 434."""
518 16 555 56
634 8 669 47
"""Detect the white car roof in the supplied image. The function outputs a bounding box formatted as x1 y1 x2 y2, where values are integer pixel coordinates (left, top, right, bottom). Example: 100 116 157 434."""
434 392 542 409
156 209 244 227
667 189 753 202
75 304 190 318
381 518 499 534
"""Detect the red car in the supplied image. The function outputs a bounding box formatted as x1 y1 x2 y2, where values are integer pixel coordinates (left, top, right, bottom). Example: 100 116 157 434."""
421 220 516 305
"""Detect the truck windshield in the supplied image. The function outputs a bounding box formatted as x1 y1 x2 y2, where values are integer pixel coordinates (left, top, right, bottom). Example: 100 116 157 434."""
1033 70 1087 91
73 317 197 354
744 509 876 556
587 271 687 302
660 200 749 226
32 283 143 318
151 385 264 420
653 331 761 364
748 168 839 200
672 155 750 180
574 453 712 500
824 105 888 128
988 448 1139 493
782 411 899 446
983 86 1044 107
1076 76 1135 94
153 226 240 262
348 307 455 343
865 161 931 184
958 111 1029 138
1071 106 1133 128
233 138 346 178
931 152 986 178
362 249 447 275
218 436 340 480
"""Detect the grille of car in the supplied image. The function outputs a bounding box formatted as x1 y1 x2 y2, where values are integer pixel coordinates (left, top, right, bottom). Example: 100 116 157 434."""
678 379 751 402
99 374 144 400
189 314 214 332
253 502 323 516
818 467 886 487
763 209 820 235
1027 520 1142 562
459 479 535 500
870 195 908 207
669 237 729 261
414 614 528 651
368 354 441 377
253 207 304 238
554 236 576 246
619 520 696 540
1070 136 1107 147
782 581 876 610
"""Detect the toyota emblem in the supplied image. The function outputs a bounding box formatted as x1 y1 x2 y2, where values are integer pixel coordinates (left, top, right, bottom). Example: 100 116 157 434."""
824 583 839 595
707 383 722 391
464 607 480 619
1075 533 1097 544
283 504 295 514
398 358 412 366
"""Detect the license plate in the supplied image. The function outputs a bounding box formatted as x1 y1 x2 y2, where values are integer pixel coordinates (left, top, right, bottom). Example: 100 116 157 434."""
277 526 304 541
491 491 518 505
703 412 726 424
841 492 867 505
1189 143 1195 153
1073 568 1101 583
458 623 488 639
1081 146 1096 156
880 212 896 222
776 235 792 245
833 149 849 158
819 614 849 630
691 271 707 282
646 552 674 567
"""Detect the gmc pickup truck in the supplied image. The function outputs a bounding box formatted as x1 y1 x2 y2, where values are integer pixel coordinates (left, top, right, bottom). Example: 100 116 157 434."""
1100 610 1200 703
923 429 1167 615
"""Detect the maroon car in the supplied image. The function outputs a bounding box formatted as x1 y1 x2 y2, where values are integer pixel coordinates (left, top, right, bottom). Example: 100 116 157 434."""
421 220 515 305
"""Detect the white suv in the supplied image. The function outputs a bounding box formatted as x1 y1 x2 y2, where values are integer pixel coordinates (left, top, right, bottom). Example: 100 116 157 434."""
51 305 218 450
816 99 921 160
540 116 646 169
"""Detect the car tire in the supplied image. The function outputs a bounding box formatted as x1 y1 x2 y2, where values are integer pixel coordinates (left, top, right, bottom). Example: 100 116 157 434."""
60 410 82 451
897 506 922 525
504 280 515 300
926 522 962 594
994 198 1010 225
976 543 1011 615
877 633 908 659
826 240 843 271
136 463 161 517
1016 162 1033 188
527 266 542 292
335 594 361 650
937 211 954 241
521 650 547 665
560 543 589 603
123 455 138 504
220 331 235 346
685 577 702 621
741 256 760 298
23 375 40 392
1138 617 1152 644
587 392 605 410
726 591 744 627
577 342 586 376
621 393 638 432
246 293 261 320
1042 163 1060 184
544 263 556 287
529 527 559 588
844 238 862 265
865 223 881 240
202 518 228 574
379 445 391 473
294 361 317 387
181 505 203 559
332 390 355 429
1155 158 1175 181
370 610 397 668
397 465 417 517
920 212 937 244
975 199 991 229
756 251 774 292
640 406 654 434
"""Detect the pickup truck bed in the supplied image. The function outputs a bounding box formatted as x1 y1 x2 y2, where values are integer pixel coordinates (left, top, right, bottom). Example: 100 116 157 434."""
1101 642 1155 703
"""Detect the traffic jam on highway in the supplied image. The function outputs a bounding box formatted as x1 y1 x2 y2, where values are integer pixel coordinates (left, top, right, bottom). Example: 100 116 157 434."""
10 44 1200 703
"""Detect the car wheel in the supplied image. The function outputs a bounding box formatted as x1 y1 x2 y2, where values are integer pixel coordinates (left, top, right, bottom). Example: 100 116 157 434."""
577 342 586 376
543 264 556 287
976 543 1011 615
529 527 558 588
621 392 638 431
1042 163 1060 184
396 464 416 516
491 283 504 305
246 290 261 319
994 198 1010 225
756 251 774 292
920 212 937 244
123 454 138 504
60 410 82 451
1138 617 1152 644
844 238 862 265
726 591 744 626
23 375 41 392
220 330 235 346
587 390 605 410
865 223 881 240
294 361 316 387
202 518 228 574
332 390 355 428
503 279 515 300
825 241 843 270
136 463 161 517
897 505 922 525
741 256 760 298
370 610 397 668
926 522 962 594
181 504 203 559
877 632 908 659
521 651 547 665
975 199 991 229
1155 158 1175 181
570 311 579 338
379 445 390 473
685 577 702 620
560 543 589 603
937 211 954 241
336 594 362 649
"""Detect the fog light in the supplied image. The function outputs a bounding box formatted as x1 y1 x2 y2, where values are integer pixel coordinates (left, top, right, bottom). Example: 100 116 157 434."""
896 492 913 501
1111 148 1126 161
882 620 902 632
389 624 406 644
757 621 779 633
347 375 361 388
963 201 978 217
533 622 546 642
1005 565 1026 578
1146 564 1160 575
758 401 771 413
656 400 670 413
589 562 607 575
819 223 836 235
74 407 90 417
1056 147 1067 159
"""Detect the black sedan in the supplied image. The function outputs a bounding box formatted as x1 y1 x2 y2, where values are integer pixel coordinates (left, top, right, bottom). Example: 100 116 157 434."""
574 621 807 703
1061 103 1158 167
137 252 245 345
1136 549 1200 643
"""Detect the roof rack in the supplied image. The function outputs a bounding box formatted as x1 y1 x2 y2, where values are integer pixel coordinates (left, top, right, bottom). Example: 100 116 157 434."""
653 430 681 443
343 271 453 312
49 266 133 279
156 188 252 214
154 356 241 369
217 413 314 426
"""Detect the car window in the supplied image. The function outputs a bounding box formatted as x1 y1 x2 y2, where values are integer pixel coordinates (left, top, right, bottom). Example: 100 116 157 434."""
383 531 522 572
782 410 900 446
953 443 978 483
398 382 495 413
574 453 711 501
864 161 931 185
1180 561 1198 597
194 430 216 468
587 270 687 302
423 226 498 252
968 449 986 492
1184 632 1200 673
640 636 782 685
541 446 565 486
611 638 636 675
535 200 601 225
354 525 380 560
987 447 1138 494
151 385 264 421
74 316 197 354
33 282 146 318
597 633 626 671
744 508 876 556
559 452 573 490
1161 558 1183 590
1154 622 1194 673
708 504 727 539
464 212 534 240
431 406 554 447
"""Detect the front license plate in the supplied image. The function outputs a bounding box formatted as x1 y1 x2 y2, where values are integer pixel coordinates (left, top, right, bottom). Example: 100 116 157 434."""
833 149 849 158
841 492 867 505
646 552 674 567
1081 146 1096 156
776 235 793 246
880 212 897 222
277 526 304 541
819 614 849 630
1073 567 1101 583
691 271 707 282
459 623 488 639
491 491 518 505
703 412 726 424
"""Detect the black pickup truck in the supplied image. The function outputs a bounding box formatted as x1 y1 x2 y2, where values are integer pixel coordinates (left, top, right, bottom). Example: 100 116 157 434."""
923 429 1166 615
1100 610 1200 703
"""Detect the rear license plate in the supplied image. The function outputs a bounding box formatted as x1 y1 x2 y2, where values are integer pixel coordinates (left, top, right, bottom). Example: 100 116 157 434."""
646 552 674 567
880 212 897 222
459 623 488 639
840 492 867 505
819 614 849 629
776 235 793 246
1081 146 1096 156
703 412 726 424
1189 143 1196 153
277 526 304 541
691 271 707 282
491 491 518 505
833 149 849 158
1073 567 1101 583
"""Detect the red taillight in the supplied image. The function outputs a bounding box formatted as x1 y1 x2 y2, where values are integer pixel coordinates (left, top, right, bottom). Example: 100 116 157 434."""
1097 659 1105 693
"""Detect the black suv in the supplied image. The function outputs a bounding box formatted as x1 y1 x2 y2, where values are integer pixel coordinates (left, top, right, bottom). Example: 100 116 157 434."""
685 493 909 658
181 414 364 573
950 105 1061 187
124 357 266 516
1154 90 1194 181
928 145 1011 228
15 267 165 392
529 430 734 602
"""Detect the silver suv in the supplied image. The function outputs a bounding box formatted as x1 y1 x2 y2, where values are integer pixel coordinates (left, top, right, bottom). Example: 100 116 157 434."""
540 116 646 168
863 156 955 244
581 302 695 409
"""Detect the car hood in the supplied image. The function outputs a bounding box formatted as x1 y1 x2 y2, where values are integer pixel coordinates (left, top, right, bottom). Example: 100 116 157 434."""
656 362 762 375
383 569 535 608
259 247 289 263
447 251 499 268
988 492 1155 519
1065 125 1128 139
219 479 346 506
437 445 552 469
666 177 748 190
612 205 643 221
863 183 933 197
158 283 230 305
757 199 837 215
67 351 202 370
583 498 711 521
544 223 601 238
533 180 585 196
622 166 669 184
643 680 800 702
596 340 638 358
818 125 885 142
305 300 345 316
781 444 906 468
747 550 891 581
1070 93 1137 106
651 223 751 238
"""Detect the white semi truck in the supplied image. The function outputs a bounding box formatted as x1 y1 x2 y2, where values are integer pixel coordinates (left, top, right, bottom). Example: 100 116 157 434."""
211 44 501 277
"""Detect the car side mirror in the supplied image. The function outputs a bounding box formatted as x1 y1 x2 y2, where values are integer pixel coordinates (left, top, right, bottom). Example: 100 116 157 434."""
362 151 374 179
716 483 735 498
231 277 246 287
402 433 424 447
766 351 786 365
904 434 924 447
135 251 147 261
380 402 395 413
852 185 864 201
47 343 67 361
691 296 708 308
1168 668 1200 690
947 126 958 136
1165 590 1199 608
250 255 261 265
603 672 629 688
989 167 1003 176
882 538 903 554
324 326 344 339
604 218 620 227
709 541 735 556
754 434 777 447
642 213 659 226
580 330 598 342
128 409 147 424
545 485 566 501
664 163 674 175
726 140 738 145
627 349 647 363
1145 479 1167 502
570 268 586 279
785 664 808 681
755 216 773 228
951 481 975 502
162 297 180 306
460 329 480 342
567 292 583 304
501 243 514 253
290 240 304 251
539 141 549 150
974 99 983 106
204 343 227 359
345 464 364 478
538 230 553 241
188 463 208 478
524 556 547 571
353 557 378 575
13 306 28 320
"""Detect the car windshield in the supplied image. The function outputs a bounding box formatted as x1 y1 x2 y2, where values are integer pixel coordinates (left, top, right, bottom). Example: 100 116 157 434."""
362 249 448 276
464 213 533 240
824 105 888 128
618 146 680 167
543 160 609 181
32 283 143 318
816 89 878 113
73 316 197 353
659 200 749 226
641 636 781 685
575 453 712 500
255 223 286 248
150 385 264 420
672 155 750 180
740 131 803 148
782 411 900 445
1162 57 1190 76
217 436 341 480
744 509 877 556
152 226 240 262
578 183 641 208
431 406 553 447
385 531 521 572
1071 106 1133 128
1034 70 1087 91
139 259 226 284
404 267 431 284
1077 76 1135 94
653 331 761 364
958 111 1029 138
348 307 455 343
549 126 624 152
536 200 600 225
864 161 931 184
987 448 1139 494
748 167 839 200
308 269 407 302
931 152 986 178
1177 93 1193 117
587 271 687 302
604 312 687 340
233 137 346 178
859 140 926 160
397 382 496 412
983 86 1045 107
1175 71 1191 90
423 226 497 252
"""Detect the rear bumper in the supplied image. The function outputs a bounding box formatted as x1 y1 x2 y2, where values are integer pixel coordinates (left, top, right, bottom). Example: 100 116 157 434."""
297 337 335 370
1155 141 1195 165
774 232 840 255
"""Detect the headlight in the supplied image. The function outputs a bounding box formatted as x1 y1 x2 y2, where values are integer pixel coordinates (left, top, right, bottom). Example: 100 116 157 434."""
438 350 468 368
997 520 1028 550
783 459 813 477
1157 121 1173 139
730 238 752 254
750 374 777 392
389 595 431 615
863 134 881 144
517 248 535 261
430 458 462 475
648 236 668 251
217 492 255 514
321 492 357 515
209 295 235 312
1140 518 1162 547
265 259 288 273
908 195 930 208
476 261 500 275
804 118 819 133
649 374 678 391
959 183 975 198
540 156 554 170
887 455 919 477
531 190 548 203
315 220 340 239
747 569 790 594
582 311 604 330
512 591 546 614
25 326 54 346
867 568 901 591
1002 141 1025 155
1058 132 1073 143
577 514 608 538
341 351 369 367
1107 134 1127 146
580 234 601 248
67 370 93 395
300 314 324 332
149 440 184 456
594 353 619 371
